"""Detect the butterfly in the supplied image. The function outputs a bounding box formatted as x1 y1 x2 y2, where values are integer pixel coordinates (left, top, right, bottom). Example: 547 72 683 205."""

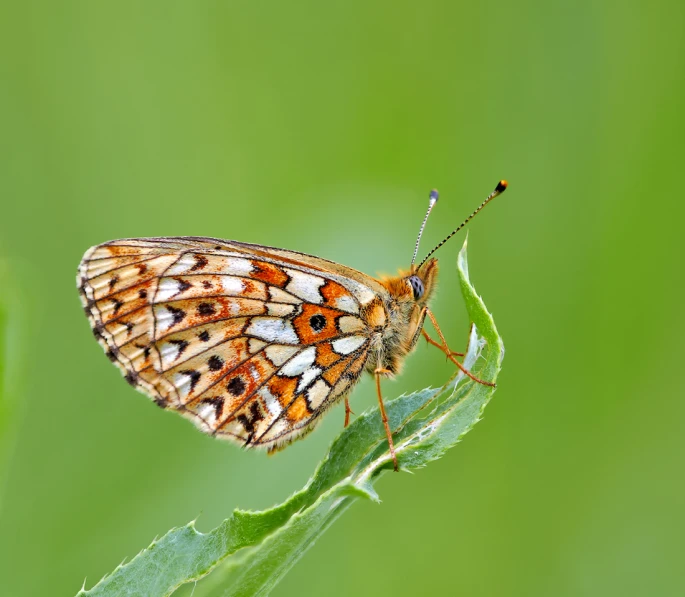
77 181 507 471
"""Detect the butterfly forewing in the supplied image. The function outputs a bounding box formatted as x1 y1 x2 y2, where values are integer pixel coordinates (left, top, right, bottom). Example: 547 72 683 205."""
78 237 380 448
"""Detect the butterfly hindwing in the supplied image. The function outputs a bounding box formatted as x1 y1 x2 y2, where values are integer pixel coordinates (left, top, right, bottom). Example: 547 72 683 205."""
78 237 382 448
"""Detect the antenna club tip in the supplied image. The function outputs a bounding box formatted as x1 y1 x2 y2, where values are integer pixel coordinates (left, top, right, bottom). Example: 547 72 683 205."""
429 189 439 201
495 180 508 193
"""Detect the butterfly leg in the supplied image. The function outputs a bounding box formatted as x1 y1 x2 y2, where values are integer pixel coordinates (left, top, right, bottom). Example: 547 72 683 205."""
425 309 495 387
421 329 465 357
374 368 399 472
344 397 354 427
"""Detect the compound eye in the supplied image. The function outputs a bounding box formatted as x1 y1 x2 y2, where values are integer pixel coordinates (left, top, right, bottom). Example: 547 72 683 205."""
408 275 424 300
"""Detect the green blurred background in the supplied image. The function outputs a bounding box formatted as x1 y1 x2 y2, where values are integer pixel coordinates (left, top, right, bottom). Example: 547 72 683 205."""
1 1 684 596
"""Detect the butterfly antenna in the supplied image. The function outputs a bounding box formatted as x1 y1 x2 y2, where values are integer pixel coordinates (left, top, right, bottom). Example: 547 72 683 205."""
411 189 440 268
417 180 508 268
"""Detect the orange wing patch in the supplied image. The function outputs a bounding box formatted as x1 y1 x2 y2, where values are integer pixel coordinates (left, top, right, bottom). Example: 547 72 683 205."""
267 375 300 410
292 304 344 344
320 279 359 314
322 354 356 386
250 260 290 288
346 347 369 378
315 342 343 367
286 396 311 424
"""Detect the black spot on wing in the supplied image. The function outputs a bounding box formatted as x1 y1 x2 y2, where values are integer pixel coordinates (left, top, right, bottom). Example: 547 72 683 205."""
309 314 326 332
169 339 190 357
226 376 246 397
201 396 224 419
176 278 192 293
166 305 186 326
237 402 264 435
191 255 208 271
197 302 216 317
111 298 124 315
207 355 224 371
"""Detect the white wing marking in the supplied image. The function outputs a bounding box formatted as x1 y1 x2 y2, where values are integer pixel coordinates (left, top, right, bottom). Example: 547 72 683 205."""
259 387 283 418
266 303 296 317
284 269 325 304
338 315 365 334
332 336 367 355
296 367 321 393
264 345 300 366
268 286 302 304
246 318 299 344
280 347 316 376
333 294 359 314
306 379 330 409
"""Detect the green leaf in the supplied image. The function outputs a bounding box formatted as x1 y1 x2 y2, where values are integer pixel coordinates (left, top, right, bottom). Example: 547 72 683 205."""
77 238 504 597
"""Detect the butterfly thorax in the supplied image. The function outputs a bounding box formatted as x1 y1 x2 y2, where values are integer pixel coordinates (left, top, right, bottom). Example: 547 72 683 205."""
364 258 439 376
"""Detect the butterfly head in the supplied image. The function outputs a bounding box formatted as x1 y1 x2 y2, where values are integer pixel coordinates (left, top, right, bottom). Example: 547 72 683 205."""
406 258 439 305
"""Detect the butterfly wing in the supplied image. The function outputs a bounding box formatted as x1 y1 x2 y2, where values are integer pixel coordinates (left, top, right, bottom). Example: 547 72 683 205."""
78 237 385 448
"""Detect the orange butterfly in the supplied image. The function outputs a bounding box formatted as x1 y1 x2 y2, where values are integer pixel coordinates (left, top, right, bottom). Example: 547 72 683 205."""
78 181 507 471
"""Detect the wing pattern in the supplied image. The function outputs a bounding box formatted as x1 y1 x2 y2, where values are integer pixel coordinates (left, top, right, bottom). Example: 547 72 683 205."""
78 237 380 448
